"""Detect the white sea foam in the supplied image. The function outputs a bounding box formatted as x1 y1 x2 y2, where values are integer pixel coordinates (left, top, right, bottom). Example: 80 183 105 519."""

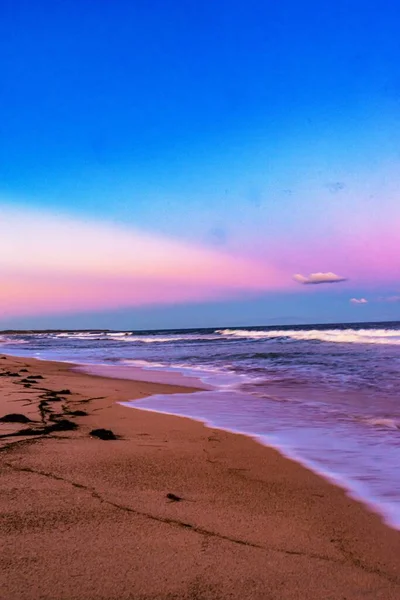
53 332 221 343
121 359 168 369
35 328 400 345
54 332 105 339
115 334 221 343
217 328 400 345
0 336 28 345
121 358 241 388
120 336 192 343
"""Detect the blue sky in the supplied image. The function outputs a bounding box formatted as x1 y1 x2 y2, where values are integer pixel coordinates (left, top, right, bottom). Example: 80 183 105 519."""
1 0 399 328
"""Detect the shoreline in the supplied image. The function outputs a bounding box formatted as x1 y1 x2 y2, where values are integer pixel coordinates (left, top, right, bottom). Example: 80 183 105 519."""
121 398 400 533
74 361 214 389
82 362 400 532
3 351 400 525
11 354 400 529
2 349 400 527
1 353 400 599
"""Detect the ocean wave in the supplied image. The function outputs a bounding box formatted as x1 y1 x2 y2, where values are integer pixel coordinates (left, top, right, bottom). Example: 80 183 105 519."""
121 359 169 368
119 336 194 343
53 332 221 343
216 328 400 345
114 334 221 343
122 358 232 375
120 358 243 389
361 417 400 429
0 336 28 345
54 332 107 339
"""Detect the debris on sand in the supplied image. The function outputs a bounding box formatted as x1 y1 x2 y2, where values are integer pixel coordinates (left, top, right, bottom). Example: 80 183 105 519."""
49 419 78 432
166 493 183 502
16 419 78 437
90 428 117 440
0 413 33 423
0 372 20 377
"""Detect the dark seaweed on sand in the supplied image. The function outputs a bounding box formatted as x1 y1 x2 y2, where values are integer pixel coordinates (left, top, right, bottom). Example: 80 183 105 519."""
166 493 183 502
0 372 20 377
90 428 117 440
0 418 79 439
19 419 78 436
0 413 33 423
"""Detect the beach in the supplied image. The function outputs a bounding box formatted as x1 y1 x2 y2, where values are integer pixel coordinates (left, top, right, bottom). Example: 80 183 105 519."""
1 353 400 600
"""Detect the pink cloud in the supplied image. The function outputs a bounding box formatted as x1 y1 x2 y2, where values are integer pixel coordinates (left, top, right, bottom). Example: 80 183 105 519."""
350 298 368 304
0 273 246 316
293 272 347 285
257 204 400 287
0 206 290 317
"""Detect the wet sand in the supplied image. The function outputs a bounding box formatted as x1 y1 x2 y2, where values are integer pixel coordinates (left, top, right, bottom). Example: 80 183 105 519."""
1 353 400 599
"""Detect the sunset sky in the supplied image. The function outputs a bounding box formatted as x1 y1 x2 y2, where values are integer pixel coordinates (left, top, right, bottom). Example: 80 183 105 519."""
1 0 399 329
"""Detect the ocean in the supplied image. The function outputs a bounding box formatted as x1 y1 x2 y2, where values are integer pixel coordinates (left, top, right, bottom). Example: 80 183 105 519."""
1 321 400 529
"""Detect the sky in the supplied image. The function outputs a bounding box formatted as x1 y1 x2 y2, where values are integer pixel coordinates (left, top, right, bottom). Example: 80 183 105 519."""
1 0 399 329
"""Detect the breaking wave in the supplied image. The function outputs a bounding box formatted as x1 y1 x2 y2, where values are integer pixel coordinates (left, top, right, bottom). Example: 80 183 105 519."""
0 335 28 345
55 332 221 343
217 328 400 345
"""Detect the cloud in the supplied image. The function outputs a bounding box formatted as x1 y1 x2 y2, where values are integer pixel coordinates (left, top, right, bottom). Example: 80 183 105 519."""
293 272 347 285
350 298 368 304
0 204 289 317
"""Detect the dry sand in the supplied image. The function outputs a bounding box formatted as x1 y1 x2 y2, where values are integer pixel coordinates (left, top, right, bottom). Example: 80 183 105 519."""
1 353 399 600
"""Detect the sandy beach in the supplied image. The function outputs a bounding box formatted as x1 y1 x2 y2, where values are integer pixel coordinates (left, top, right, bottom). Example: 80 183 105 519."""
1 353 399 600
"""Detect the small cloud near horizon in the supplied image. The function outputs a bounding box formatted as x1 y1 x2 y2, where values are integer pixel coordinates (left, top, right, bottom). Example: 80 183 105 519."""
293 272 347 285
350 298 368 304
